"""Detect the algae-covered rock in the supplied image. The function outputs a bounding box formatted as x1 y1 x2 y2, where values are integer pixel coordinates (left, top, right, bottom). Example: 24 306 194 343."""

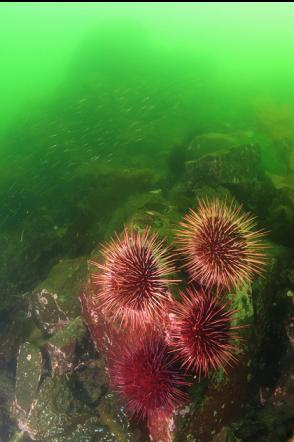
96 393 133 442
104 191 183 244
53 416 118 442
14 374 133 442
0 370 14 407
251 243 292 385
174 242 293 442
0 370 15 442
14 342 43 437
229 335 294 442
12 307 133 441
71 358 106 405
229 284 254 325
184 143 275 219
29 257 87 338
266 175 294 246
211 426 241 442
187 132 237 160
29 289 69 336
0 302 35 370
16 375 89 440
45 316 87 376
185 143 262 188
174 356 251 442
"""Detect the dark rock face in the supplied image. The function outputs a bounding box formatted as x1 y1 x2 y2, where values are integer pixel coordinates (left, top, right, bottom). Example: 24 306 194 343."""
13 325 134 441
266 179 294 246
0 301 35 371
31 257 88 321
190 143 261 184
251 245 291 385
0 370 15 442
45 316 87 376
71 359 106 405
184 143 274 214
187 132 237 160
229 337 294 442
14 342 43 438
29 289 69 336
7 255 136 442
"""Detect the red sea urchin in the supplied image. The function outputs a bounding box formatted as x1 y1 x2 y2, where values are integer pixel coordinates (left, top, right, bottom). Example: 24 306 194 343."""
107 330 188 420
90 227 176 327
169 288 240 377
176 198 267 289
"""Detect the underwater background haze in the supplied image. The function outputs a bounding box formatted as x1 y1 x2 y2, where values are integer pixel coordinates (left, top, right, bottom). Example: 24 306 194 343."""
0 3 293 442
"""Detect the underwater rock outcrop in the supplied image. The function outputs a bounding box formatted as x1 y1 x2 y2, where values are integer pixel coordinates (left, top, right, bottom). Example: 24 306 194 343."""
11 278 134 441
79 198 270 442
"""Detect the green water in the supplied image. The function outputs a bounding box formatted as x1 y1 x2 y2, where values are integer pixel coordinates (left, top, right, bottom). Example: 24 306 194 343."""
0 4 294 441
2 2 294 132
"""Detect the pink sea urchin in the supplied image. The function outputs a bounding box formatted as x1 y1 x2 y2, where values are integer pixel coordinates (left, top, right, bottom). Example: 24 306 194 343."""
107 330 188 419
169 288 240 377
176 198 266 289
90 227 176 327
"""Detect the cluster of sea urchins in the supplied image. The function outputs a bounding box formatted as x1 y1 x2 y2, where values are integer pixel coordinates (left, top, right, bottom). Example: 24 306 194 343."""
84 198 267 433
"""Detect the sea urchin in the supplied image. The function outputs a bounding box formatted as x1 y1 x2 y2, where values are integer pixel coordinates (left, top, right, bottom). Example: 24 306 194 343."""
176 198 266 289
169 288 240 377
107 330 188 419
90 227 176 327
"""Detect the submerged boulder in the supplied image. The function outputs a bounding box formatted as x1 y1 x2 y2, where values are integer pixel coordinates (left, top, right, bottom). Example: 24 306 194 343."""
266 174 294 246
27 256 87 345
185 143 262 189
14 342 43 438
13 331 133 441
187 132 237 160
45 316 87 377
0 370 15 442
183 142 275 221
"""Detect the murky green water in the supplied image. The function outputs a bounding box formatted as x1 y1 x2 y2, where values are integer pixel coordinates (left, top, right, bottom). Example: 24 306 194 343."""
0 3 293 442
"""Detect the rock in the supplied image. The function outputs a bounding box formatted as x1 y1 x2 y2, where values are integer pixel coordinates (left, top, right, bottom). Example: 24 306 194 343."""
228 334 294 442
28 257 88 337
174 351 251 442
185 143 262 188
266 175 294 246
79 285 111 354
184 144 275 219
228 284 254 325
0 301 35 370
104 191 183 243
255 101 294 173
53 416 119 442
22 376 90 440
174 243 293 442
12 307 133 440
29 289 69 336
0 370 14 405
72 359 106 405
45 316 87 376
96 393 133 442
187 132 237 160
14 342 43 437
0 370 15 442
7 430 28 442
268 173 294 191
14 374 133 441
251 243 292 385
211 426 241 442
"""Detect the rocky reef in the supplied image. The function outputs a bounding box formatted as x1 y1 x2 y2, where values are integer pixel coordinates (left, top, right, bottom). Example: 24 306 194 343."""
0 87 294 442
